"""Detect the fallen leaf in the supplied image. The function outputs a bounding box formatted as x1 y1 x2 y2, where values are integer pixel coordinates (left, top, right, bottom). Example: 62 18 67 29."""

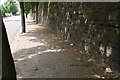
105 68 113 73
101 77 105 79
70 44 74 46
88 58 94 62
93 75 101 78
34 67 38 71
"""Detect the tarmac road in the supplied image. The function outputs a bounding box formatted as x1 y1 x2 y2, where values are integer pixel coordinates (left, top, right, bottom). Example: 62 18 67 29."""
3 15 21 43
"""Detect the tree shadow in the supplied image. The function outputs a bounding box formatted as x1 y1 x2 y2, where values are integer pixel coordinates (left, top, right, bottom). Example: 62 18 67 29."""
12 20 119 78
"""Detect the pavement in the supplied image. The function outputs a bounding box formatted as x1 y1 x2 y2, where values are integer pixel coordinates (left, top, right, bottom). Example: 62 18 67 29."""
11 19 119 79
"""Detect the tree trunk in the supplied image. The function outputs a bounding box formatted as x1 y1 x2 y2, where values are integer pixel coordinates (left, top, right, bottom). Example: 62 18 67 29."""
118 21 120 74
117 3 120 74
20 2 26 33
35 2 39 24
2 20 16 80
26 13 28 18
118 5 120 67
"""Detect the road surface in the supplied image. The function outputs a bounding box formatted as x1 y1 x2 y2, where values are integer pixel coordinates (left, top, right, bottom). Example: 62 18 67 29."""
3 15 21 43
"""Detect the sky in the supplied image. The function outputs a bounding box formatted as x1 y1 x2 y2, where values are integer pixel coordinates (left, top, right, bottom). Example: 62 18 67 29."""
0 0 18 5
0 0 7 4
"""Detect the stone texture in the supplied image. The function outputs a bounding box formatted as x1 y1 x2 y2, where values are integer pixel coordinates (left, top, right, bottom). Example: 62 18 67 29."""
31 2 119 64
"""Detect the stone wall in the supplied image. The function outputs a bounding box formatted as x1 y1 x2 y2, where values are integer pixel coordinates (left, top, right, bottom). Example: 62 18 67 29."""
32 2 119 63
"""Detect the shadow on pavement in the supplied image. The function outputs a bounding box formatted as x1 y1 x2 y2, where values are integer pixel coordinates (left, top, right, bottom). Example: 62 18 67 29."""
12 20 119 78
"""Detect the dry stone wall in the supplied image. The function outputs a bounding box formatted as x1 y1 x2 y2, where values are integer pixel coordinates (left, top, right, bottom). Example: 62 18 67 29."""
33 2 120 64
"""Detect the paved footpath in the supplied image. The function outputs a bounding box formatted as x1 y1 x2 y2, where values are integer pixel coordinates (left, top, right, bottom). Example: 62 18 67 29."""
11 20 118 78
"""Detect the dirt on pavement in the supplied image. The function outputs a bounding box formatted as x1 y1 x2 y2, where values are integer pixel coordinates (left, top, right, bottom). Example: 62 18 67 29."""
10 20 119 79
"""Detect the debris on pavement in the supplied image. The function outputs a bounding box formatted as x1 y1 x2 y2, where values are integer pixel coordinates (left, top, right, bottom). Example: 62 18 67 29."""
92 74 101 78
76 58 81 61
88 58 95 62
105 68 113 73
11 20 119 78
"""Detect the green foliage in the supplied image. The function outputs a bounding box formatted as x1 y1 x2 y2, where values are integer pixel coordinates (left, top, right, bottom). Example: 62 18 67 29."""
0 1 18 16
24 2 35 16
9 2 18 14
0 4 6 16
